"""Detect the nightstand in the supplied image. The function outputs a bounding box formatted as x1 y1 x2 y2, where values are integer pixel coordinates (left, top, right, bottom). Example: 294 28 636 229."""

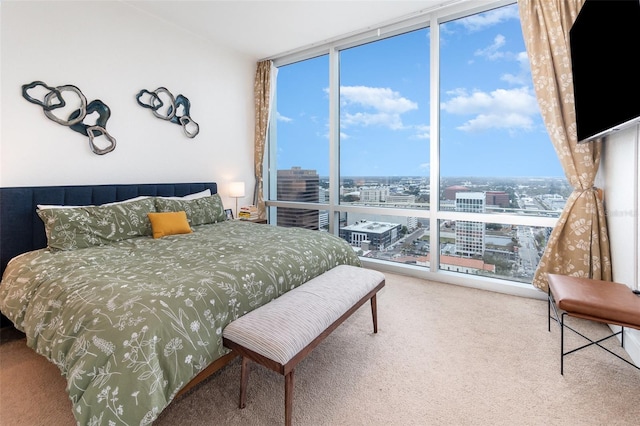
239 218 267 224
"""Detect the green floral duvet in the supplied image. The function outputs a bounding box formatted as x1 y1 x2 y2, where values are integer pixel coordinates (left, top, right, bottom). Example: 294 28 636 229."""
0 220 361 425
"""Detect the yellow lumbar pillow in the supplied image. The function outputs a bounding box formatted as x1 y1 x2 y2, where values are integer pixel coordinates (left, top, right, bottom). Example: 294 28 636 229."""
148 211 192 239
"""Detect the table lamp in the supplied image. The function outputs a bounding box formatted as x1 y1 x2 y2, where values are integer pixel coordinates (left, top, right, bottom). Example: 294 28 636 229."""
229 181 245 218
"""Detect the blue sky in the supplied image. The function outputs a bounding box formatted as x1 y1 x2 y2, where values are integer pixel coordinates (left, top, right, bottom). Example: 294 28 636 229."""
275 3 565 179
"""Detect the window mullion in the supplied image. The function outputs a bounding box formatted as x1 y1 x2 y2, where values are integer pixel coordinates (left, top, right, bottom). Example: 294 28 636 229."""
329 47 340 236
430 16 440 274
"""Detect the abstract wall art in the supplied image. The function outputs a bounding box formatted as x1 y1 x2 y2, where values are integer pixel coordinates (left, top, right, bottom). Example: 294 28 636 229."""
136 87 200 138
21 81 116 155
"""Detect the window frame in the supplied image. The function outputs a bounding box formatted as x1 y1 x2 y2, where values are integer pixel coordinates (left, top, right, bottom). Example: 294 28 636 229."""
266 0 558 299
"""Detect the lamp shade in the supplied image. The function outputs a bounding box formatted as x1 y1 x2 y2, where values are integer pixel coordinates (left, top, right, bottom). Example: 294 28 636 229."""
229 181 245 198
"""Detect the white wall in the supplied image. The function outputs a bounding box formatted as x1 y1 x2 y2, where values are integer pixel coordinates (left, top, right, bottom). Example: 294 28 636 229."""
602 124 640 365
0 1 256 209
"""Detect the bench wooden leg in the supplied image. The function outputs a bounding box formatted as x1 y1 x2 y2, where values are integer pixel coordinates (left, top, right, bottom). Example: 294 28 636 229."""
371 294 378 334
285 369 294 426
239 356 250 408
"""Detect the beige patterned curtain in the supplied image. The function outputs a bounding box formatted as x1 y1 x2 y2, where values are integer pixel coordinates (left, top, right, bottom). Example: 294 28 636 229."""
519 0 612 292
253 60 275 219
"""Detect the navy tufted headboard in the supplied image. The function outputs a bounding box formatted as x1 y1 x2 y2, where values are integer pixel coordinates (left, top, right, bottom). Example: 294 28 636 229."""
0 182 217 277
0 182 217 327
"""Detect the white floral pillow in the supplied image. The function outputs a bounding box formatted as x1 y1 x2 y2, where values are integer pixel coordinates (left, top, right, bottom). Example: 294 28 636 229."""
37 198 156 250
154 194 226 226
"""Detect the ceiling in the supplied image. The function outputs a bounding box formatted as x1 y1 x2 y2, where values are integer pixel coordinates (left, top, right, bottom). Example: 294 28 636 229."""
122 1 460 60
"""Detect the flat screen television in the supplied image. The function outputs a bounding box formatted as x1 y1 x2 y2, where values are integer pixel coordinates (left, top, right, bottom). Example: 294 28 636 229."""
570 0 640 143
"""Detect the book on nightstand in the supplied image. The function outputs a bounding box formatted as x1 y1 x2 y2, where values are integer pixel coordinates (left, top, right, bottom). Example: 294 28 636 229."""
238 205 259 220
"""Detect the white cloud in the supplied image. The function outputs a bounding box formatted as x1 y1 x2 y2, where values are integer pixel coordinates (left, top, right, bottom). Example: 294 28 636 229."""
342 111 405 130
413 124 431 140
501 51 530 85
458 4 519 32
458 113 533 132
340 85 418 130
341 86 417 114
277 111 292 122
474 34 506 60
474 34 531 86
441 86 538 132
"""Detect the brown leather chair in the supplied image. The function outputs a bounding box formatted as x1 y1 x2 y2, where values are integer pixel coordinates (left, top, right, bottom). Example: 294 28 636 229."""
547 274 640 374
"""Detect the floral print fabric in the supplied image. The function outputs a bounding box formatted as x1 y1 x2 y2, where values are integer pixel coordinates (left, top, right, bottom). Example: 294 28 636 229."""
36 197 156 250
519 0 612 291
154 194 226 226
0 220 361 425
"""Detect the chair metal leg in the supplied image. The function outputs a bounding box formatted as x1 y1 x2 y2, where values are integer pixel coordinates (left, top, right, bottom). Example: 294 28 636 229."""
551 305 638 373
548 285 640 374
560 312 566 375
371 294 378 334
548 288 552 332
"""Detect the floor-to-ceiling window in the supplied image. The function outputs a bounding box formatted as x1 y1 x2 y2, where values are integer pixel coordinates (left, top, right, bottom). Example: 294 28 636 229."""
338 27 431 265
267 0 564 291
269 54 330 230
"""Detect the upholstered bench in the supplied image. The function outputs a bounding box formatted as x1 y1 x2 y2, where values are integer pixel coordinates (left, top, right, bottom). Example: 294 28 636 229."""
547 273 640 374
222 265 385 426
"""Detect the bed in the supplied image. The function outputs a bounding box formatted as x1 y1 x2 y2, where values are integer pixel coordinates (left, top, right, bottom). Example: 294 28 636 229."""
0 182 362 425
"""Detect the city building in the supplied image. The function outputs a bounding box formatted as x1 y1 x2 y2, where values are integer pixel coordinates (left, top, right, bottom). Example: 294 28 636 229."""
318 187 328 203
340 220 401 250
360 187 389 202
444 185 470 200
485 191 510 208
386 194 416 204
277 167 319 229
319 210 329 230
455 192 485 257
346 212 419 232
416 254 496 274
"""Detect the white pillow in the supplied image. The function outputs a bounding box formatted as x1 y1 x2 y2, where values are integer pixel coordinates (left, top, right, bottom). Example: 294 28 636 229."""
36 190 211 210
38 195 151 210
37 204 85 210
102 196 151 206
157 189 212 200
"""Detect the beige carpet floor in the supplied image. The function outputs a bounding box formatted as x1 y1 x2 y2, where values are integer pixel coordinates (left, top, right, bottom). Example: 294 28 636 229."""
1 272 639 425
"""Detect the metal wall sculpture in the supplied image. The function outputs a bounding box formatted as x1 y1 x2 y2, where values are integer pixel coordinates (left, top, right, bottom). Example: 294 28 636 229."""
135 87 200 138
21 81 116 155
